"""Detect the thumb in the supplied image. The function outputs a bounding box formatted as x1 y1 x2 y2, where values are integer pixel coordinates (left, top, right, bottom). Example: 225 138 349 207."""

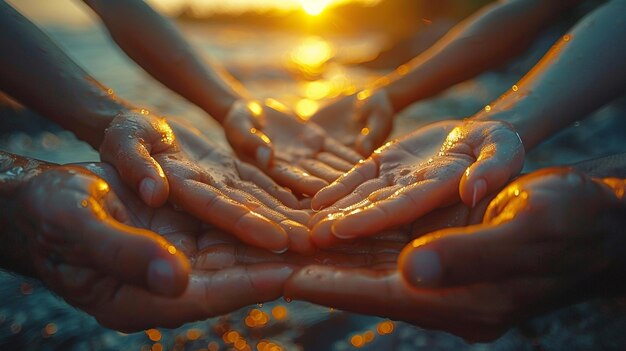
399 221 523 288
459 125 525 207
86 219 190 297
224 101 274 169
100 127 169 208
355 108 393 156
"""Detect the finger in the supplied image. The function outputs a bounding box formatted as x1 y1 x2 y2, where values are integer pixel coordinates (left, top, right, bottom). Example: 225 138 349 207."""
459 129 525 207
309 178 388 226
355 109 392 156
233 181 309 224
316 152 354 172
236 161 299 208
215 186 313 254
266 161 329 196
100 136 169 208
40 188 189 297
298 159 344 183
367 184 403 202
311 158 378 211
399 219 581 288
310 217 345 248
323 137 362 164
91 220 190 297
171 179 289 253
96 264 294 332
332 179 457 239
285 266 404 319
224 101 274 169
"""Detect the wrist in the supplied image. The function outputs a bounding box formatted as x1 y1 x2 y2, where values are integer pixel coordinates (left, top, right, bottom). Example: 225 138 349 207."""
71 94 130 148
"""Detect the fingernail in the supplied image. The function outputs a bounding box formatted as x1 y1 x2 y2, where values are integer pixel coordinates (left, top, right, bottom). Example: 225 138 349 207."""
256 146 271 169
405 249 442 287
148 258 176 295
139 178 156 205
472 178 487 208
331 221 356 240
271 247 289 254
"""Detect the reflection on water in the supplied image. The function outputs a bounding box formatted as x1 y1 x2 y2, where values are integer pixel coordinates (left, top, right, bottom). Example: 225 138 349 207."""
290 36 334 77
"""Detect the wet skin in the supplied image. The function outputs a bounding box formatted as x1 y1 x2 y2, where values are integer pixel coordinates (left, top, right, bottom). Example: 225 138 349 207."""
309 120 524 247
310 89 394 156
224 101 362 196
286 168 626 342
11 160 407 332
7 160 296 331
101 111 310 254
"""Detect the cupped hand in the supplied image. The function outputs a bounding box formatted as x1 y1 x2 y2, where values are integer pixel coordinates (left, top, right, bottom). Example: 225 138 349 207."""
286 168 626 342
21 163 297 332
16 164 190 328
399 167 626 289
309 119 525 247
100 109 302 253
223 100 362 196
310 89 394 156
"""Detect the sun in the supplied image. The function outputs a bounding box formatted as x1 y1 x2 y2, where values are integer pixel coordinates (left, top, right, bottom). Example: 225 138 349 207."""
298 0 333 16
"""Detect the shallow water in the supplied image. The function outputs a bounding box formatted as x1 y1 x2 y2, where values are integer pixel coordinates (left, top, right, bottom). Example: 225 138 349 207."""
1 14 626 351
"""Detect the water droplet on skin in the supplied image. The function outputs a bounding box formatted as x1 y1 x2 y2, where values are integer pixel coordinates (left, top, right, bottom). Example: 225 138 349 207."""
78 199 88 208
484 105 492 112
140 109 149 115
511 85 519 92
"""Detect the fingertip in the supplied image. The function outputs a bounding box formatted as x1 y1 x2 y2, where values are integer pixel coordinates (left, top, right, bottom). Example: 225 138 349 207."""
237 212 289 253
311 186 334 211
310 218 343 248
139 176 168 207
398 244 442 289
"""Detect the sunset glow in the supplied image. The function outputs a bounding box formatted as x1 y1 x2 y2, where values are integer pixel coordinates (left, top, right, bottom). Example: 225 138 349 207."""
298 0 333 16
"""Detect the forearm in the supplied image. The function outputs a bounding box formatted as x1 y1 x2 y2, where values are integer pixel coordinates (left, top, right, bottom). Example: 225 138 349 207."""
84 0 247 123
0 151 50 277
472 0 626 150
0 3 127 148
382 0 578 112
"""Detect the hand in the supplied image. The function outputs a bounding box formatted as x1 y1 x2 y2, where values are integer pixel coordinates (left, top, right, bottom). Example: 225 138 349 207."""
170 117 314 254
310 89 394 156
286 168 626 342
309 120 525 247
100 109 299 253
15 164 190 328
18 163 297 332
223 100 362 196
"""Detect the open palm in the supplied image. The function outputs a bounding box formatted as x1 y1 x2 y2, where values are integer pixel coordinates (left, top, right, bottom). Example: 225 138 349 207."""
224 101 362 196
309 120 524 247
